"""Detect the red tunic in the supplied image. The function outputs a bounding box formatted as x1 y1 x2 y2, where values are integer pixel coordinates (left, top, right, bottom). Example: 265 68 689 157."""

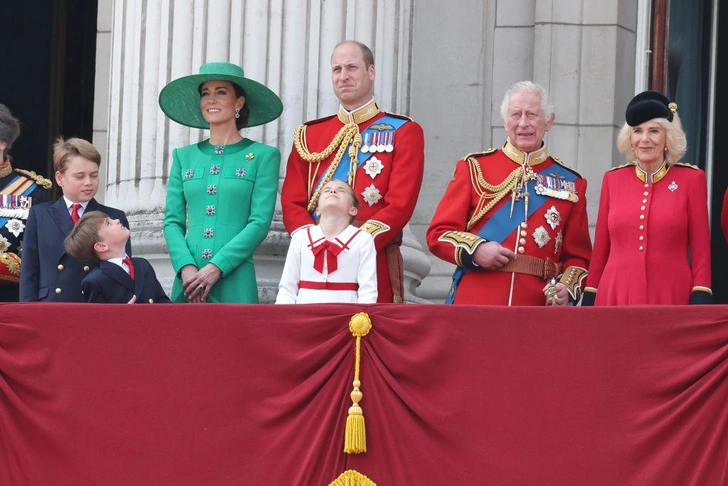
281 102 425 303
585 162 711 305
427 142 592 305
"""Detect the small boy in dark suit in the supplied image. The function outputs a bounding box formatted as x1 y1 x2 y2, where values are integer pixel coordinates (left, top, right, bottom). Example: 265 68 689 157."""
64 211 170 304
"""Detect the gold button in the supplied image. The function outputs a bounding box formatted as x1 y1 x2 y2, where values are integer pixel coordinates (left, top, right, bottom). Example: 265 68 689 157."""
639 246 644 251
518 247 525 254
639 236 644 241
643 191 649 196
641 206 645 210
84 266 90 272
520 230 527 237
642 199 647 203
55 288 62 294
57 264 64 271
519 238 527 245
149 299 154 304
640 215 645 220
521 222 528 229
644 183 649 188
639 225 644 230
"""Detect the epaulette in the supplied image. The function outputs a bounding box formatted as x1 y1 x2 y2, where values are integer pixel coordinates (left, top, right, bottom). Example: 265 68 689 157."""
551 156 583 178
463 148 497 160
303 114 337 126
674 162 699 170
383 111 413 122
608 163 633 171
14 168 53 190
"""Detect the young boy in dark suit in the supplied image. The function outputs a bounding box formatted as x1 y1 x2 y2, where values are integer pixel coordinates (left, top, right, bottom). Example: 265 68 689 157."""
65 211 170 304
19 137 131 301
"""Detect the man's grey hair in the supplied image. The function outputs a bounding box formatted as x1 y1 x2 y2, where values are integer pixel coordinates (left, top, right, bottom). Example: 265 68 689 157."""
500 81 554 120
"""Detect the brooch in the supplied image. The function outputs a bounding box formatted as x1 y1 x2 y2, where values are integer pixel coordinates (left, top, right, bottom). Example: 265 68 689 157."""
668 181 678 192
4 219 25 237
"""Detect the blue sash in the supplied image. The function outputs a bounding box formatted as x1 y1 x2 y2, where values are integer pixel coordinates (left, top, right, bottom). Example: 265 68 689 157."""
0 176 37 227
446 162 578 304
310 115 408 220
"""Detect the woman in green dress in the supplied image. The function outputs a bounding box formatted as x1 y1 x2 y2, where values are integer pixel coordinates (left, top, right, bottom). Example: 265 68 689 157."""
159 62 283 303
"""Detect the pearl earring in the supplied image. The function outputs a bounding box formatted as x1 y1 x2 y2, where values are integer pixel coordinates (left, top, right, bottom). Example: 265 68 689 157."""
235 108 240 119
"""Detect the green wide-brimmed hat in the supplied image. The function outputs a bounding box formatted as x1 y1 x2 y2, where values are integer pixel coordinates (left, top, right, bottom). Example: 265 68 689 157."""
158 62 283 129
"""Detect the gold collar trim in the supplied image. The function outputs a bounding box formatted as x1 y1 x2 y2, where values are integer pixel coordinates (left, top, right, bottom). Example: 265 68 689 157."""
337 99 379 125
634 160 669 183
502 139 548 166
0 158 12 178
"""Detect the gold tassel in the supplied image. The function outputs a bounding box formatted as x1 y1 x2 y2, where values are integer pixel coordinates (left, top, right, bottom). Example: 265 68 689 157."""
344 312 372 454
329 469 377 486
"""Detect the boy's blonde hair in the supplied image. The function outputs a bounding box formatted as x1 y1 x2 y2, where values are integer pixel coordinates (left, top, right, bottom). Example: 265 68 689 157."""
53 137 101 173
64 211 109 264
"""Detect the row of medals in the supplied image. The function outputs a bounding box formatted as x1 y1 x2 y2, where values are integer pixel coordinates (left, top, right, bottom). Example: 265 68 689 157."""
361 132 394 153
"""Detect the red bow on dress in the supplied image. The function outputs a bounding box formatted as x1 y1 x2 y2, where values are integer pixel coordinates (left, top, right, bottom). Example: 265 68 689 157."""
312 240 344 274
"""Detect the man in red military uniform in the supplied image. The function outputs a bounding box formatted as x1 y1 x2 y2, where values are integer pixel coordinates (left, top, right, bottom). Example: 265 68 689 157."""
427 81 591 305
281 40 425 303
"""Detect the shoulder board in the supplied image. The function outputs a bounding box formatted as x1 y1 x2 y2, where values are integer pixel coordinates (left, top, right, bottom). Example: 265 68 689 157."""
14 168 53 190
463 148 497 160
551 156 583 178
608 163 633 172
303 114 337 126
383 111 412 122
674 162 699 170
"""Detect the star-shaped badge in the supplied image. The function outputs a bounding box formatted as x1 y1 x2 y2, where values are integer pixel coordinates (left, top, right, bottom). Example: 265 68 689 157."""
532 226 551 248
5 219 25 238
364 156 384 179
361 184 383 207
544 206 561 230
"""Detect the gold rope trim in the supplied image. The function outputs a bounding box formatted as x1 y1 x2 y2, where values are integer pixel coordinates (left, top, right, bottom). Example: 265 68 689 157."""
293 123 362 212
344 312 372 454
329 469 377 486
466 156 523 230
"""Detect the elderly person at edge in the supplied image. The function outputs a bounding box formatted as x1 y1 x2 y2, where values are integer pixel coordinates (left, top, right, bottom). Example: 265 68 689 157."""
159 62 283 303
582 91 711 305
427 81 592 305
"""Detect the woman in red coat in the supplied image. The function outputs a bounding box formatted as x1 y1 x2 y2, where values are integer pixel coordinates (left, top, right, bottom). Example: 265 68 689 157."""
582 91 712 305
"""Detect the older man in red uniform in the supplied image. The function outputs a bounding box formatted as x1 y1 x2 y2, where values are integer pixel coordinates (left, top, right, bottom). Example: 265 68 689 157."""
427 81 591 305
281 40 425 303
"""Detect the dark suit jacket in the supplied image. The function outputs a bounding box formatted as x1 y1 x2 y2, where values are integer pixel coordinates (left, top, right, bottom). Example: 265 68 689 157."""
19 198 131 302
81 258 170 304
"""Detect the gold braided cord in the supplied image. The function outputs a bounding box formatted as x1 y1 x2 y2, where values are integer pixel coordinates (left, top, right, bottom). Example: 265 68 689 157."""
296 123 362 212
466 156 523 230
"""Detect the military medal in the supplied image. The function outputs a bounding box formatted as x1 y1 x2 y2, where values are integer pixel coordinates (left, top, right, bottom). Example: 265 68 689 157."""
361 133 370 153
385 132 394 152
377 133 386 153
0 195 32 219
535 173 579 202
668 181 678 192
368 133 378 153
4 219 25 237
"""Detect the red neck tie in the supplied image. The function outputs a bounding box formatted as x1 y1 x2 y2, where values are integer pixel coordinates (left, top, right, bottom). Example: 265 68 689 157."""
312 241 343 274
122 256 135 280
70 203 82 224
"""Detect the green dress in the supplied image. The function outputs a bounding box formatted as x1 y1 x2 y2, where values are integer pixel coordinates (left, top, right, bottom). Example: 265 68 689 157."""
163 138 280 303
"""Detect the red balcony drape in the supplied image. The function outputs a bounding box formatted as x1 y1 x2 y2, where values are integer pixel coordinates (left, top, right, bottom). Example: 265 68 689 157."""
1 303 727 484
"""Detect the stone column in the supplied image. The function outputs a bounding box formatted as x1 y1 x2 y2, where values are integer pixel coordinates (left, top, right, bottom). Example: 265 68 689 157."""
104 0 427 302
